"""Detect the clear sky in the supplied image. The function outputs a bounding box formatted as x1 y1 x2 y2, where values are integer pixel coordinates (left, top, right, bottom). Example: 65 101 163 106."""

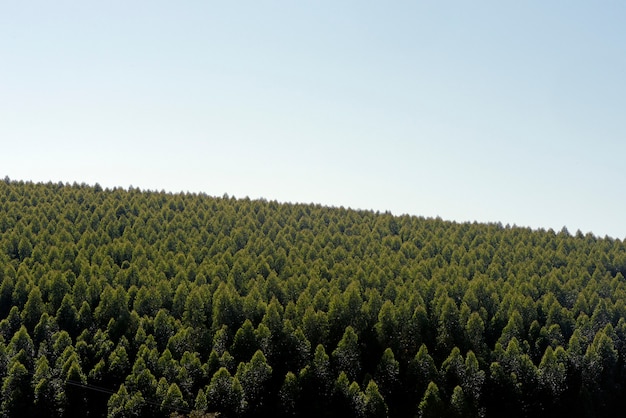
2 1 625 238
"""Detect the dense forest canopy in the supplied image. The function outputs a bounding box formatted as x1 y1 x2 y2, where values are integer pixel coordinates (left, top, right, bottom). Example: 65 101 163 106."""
1 178 625 417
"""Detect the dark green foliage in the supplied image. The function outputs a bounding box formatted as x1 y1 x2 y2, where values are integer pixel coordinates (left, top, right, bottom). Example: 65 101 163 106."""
1 360 32 416
32 355 64 417
0 180 626 417
206 367 243 417
418 381 444 418
22 287 45 331
235 350 272 415
364 380 388 418
332 326 361 381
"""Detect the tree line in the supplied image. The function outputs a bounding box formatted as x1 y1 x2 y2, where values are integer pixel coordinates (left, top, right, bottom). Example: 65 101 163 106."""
0 178 625 417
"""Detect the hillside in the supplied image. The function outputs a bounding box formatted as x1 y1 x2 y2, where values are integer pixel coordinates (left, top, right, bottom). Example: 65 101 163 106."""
1 179 625 417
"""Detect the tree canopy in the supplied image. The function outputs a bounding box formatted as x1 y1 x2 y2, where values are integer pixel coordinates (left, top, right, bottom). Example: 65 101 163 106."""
1 178 625 417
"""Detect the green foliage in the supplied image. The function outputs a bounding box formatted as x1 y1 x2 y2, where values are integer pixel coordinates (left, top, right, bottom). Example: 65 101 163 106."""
418 381 444 418
206 367 243 417
278 371 300 416
1 360 31 416
162 383 187 413
235 350 272 415
364 380 388 418
1 180 626 417
107 384 144 418
32 355 64 416
332 326 361 381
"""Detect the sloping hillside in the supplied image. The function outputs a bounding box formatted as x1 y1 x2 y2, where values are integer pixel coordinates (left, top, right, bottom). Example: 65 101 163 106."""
1 179 625 417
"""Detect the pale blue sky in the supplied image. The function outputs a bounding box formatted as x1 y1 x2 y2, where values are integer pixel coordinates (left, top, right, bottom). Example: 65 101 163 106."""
1 2 625 238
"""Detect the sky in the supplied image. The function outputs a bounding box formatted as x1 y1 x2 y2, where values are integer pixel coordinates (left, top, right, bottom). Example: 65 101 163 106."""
1 1 625 239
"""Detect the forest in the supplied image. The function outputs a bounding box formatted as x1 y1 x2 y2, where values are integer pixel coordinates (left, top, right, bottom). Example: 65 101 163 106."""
0 178 625 417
